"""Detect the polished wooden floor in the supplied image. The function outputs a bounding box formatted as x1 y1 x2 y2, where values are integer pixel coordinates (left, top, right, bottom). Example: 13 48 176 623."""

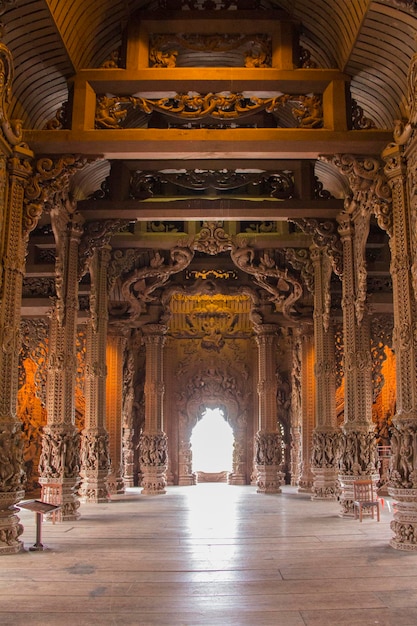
1 484 417 626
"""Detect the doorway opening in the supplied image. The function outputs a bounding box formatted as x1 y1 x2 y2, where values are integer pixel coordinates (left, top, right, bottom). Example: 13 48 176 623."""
190 407 234 481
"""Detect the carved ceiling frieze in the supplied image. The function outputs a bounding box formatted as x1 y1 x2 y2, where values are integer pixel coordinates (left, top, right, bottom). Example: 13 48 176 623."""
129 169 295 199
95 93 323 129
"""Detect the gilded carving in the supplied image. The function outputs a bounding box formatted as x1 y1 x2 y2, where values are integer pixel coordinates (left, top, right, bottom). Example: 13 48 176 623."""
95 93 323 128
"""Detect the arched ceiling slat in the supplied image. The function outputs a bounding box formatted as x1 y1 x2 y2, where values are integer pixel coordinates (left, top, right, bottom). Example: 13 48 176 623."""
1 0 417 133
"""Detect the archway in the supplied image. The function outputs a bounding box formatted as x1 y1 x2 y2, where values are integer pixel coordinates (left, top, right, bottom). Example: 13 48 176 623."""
190 407 234 481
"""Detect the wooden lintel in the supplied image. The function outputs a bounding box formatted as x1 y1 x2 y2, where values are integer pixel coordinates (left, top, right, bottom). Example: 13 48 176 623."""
69 68 350 95
24 128 392 160
76 197 344 221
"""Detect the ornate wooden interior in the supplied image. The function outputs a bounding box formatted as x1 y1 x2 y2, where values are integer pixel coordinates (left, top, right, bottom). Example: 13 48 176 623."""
0 0 416 554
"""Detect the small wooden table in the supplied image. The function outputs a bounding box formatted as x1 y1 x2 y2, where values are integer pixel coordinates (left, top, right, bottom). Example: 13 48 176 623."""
19 500 61 551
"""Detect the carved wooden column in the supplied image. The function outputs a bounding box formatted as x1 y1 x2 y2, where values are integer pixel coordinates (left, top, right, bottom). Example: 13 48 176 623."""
0 146 32 553
383 140 417 550
121 337 136 488
139 324 168 495
106 330 126 494
164 338 176 486
79 245 111 503
38 199 84 521
336 211 379 516
310 246 339 500
254 324 283 494
290 330 302 486
298 324 315 493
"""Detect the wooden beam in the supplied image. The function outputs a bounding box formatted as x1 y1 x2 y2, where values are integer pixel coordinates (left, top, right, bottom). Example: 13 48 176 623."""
24 128 392 159
76 197 344 221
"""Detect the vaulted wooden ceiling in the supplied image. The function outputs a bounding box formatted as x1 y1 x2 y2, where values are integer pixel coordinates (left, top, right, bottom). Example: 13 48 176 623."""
3 0 415 132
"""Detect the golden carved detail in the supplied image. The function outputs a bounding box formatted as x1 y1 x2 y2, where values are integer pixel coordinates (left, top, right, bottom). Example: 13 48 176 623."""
95 93 323 128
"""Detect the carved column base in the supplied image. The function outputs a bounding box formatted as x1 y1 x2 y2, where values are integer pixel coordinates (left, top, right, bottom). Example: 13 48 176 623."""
338 473 380 517
79 471 110 503
178 473 196 486
141 465 167 495
256 464 283 494
228 472 247 485
40 478 80 522
0 491 24 554
388 487 417 551
107 472 125 495
311 467 339 500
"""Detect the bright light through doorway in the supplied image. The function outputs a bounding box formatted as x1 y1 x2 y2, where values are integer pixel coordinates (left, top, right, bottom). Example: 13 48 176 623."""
191 408 234 473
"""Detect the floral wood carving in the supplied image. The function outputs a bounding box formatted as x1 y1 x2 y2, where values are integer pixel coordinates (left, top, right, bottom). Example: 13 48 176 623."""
130 169 294 199
194 221 232 255
95 93 323 128
24 156 87 242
